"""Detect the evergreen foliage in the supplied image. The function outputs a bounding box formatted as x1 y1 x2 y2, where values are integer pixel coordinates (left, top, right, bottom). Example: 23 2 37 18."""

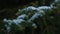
0 0 60 34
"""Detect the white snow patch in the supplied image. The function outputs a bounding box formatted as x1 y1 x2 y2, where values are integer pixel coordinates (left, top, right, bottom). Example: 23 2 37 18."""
12 19 25 25
32 23 37 28
3 19 12 25
22 6 37 11
17 14 27 19
37 6 52 10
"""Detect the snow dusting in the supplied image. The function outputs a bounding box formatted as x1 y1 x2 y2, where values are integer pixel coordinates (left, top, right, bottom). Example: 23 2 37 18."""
3 0 58 30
